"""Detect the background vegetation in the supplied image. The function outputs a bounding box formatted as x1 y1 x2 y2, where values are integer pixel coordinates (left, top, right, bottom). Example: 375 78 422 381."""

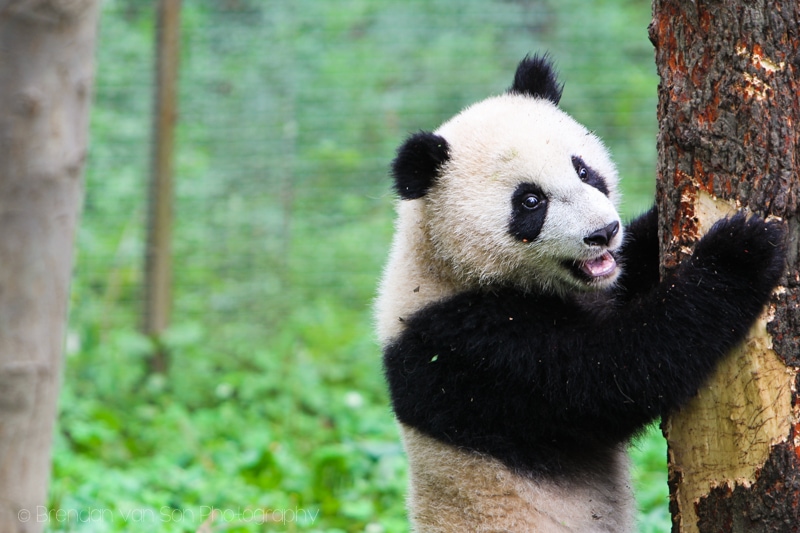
50 0 666 531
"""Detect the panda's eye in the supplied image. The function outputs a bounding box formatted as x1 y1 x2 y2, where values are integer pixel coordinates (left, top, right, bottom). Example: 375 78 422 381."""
521 193 541 210
571 155 611 196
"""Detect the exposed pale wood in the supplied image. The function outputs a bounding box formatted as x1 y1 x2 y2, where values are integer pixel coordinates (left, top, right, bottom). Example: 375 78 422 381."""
650 0 800 531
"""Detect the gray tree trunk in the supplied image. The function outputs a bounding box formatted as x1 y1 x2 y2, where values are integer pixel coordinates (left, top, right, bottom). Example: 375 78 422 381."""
650 1 800 531
0 1 100 531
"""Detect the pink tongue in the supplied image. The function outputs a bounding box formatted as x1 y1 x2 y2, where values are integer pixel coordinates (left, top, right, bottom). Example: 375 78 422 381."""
581 252 616 278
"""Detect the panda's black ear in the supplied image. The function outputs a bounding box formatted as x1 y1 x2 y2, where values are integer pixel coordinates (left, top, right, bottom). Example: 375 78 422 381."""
391 132 450 200
508 53 564 105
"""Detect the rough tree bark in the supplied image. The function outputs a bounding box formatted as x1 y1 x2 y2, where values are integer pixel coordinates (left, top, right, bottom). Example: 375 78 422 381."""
650 1 800 532
0 1 100 531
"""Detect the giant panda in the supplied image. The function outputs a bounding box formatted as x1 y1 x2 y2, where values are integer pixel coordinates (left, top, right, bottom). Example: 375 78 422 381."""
375 54 786 532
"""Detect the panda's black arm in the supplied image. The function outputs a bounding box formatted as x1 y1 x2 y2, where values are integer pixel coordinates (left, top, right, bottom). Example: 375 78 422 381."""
614 205 660 300
384 215 785 470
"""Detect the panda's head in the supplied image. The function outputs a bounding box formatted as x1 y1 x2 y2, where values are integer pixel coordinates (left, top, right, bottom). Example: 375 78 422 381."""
392 55 623 296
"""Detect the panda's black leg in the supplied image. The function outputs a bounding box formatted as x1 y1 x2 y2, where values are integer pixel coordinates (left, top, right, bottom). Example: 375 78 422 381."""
384 208 785 475
615 205 659 300
592 213 786 421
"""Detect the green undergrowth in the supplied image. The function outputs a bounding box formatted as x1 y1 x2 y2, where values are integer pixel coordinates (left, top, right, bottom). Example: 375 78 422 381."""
48 0 667 531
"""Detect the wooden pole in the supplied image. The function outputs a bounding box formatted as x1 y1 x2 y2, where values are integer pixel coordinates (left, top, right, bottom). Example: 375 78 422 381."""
144 0 181 372
650 0 800 530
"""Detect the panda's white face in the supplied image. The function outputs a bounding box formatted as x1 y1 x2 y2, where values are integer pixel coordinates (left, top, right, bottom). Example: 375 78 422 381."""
422 94 623 295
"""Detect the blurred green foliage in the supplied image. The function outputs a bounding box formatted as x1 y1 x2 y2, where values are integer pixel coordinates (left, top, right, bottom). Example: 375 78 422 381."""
51 0 666 531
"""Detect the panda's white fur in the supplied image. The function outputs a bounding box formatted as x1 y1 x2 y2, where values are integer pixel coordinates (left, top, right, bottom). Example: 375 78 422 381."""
376 55 786 532
429 94 622 293
375 94 621 342
399 427 633 532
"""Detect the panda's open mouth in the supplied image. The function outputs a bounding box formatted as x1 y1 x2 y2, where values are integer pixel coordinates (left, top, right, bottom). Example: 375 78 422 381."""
566 251 618 282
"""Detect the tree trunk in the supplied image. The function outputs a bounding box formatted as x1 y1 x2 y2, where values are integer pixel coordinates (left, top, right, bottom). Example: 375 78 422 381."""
143 0 181 374
0 1 100 531
650 1 800 532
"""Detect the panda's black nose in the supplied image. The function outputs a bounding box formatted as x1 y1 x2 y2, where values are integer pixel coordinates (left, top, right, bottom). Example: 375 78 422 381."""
584 221 619 246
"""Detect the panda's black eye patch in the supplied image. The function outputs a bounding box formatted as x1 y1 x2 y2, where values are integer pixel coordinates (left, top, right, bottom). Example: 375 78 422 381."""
571 156 610 196
509 184 548 243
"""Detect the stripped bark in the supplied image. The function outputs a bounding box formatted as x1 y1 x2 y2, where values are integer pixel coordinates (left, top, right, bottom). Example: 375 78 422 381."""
649 1 800 531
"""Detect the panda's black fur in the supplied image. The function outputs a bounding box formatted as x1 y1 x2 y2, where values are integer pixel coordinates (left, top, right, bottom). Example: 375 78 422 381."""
391 132 450 200
509 53 564 103
384 208 785 476
378 54 786 531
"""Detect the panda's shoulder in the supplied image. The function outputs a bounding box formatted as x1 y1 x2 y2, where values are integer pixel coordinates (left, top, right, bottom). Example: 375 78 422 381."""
402 287 581 338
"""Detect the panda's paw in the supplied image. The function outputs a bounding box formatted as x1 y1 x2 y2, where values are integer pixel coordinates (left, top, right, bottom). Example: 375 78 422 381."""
692 212 786 292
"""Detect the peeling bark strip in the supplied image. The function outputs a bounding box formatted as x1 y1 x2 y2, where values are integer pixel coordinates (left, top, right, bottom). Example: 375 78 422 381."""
650 1 800 532
0 1 100 532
